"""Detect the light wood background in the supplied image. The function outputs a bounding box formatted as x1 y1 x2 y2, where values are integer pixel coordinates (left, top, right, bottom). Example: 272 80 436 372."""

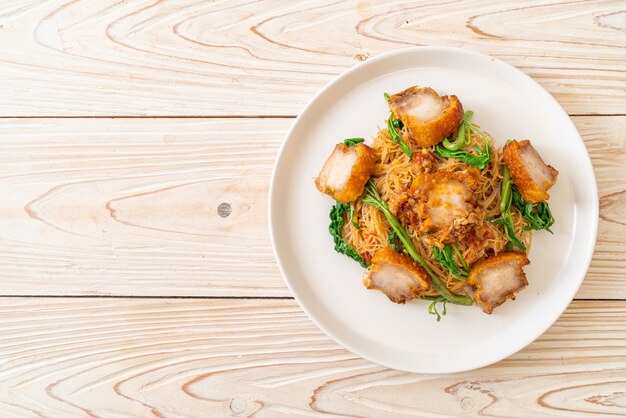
0 1 624 417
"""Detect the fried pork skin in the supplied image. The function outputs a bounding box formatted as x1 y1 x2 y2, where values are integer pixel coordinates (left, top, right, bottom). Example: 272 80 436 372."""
315 143 376 203
468 252 529 314
503 140 558 203
388 86 464 147
363 247 431 304
406 169 480 233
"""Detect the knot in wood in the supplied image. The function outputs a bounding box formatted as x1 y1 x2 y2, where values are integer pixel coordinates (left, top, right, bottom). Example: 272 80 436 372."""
217 202 232 218
461 396 474 410
229 397 247 415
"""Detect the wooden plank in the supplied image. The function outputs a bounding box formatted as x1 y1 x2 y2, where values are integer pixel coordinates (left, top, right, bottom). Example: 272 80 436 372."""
0 116 622 298
0 0 623 116
574 116 625 299
0 118 287 297
0 298 623 417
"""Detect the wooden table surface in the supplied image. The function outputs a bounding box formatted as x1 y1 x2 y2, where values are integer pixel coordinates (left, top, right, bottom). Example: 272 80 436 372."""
0 1 624 417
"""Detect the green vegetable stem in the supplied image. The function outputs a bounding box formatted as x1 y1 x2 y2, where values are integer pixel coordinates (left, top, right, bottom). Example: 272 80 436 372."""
383 92 412 157
442 111 473 151
343 138 365 147
387 113 413 157
491 164 527 251
361 181 473 307
432 244 469 281
435 111 492 170
423 296 447 321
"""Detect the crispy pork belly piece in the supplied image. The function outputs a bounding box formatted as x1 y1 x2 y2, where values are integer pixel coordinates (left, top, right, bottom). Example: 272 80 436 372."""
315 143 376 203
403 169 479 232
388 86 464 148
468 252 529 314
363 246 430 304
503 140 558 203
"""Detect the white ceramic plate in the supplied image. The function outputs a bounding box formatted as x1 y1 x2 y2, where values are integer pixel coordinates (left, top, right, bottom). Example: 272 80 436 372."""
269 46 597 373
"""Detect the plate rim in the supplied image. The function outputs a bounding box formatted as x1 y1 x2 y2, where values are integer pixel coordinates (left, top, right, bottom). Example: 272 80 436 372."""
268 45 599 373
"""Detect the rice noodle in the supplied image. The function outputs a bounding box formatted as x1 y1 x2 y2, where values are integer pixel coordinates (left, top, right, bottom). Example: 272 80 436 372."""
342 124 531 296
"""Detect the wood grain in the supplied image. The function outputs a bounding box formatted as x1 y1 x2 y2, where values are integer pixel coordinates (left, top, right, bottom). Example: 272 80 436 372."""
0 0 623 116
575 116 626 299
0 298 621 417
0 118 287 297
0 1 622 415
0 116 622 298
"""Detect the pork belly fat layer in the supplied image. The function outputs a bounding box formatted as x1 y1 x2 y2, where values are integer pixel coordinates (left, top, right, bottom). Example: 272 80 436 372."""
315 143 376 203
503 140 558 204
319 146 357 190
394 89 446 122
468 252 529 314
363 247 430 304
388 86 464 148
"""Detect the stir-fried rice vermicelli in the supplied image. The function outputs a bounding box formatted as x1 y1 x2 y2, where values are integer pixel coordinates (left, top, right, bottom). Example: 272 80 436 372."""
315 85 558 315
342 123 530 296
